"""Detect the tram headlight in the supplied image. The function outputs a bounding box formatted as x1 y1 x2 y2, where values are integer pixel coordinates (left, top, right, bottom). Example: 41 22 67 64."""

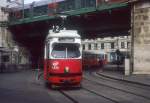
64 66 69 73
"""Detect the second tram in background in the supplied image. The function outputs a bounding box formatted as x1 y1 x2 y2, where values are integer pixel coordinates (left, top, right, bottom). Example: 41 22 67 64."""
44 29 82 87
82 51 107 68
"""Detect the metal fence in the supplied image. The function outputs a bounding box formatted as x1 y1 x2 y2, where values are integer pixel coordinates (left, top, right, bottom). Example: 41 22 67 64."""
9 0 128 21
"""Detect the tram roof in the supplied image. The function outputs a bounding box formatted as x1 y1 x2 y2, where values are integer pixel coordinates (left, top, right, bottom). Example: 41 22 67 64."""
47 29 80 39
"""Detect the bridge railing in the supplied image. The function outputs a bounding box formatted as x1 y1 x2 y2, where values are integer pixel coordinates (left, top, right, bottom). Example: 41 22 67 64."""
8 0 129 23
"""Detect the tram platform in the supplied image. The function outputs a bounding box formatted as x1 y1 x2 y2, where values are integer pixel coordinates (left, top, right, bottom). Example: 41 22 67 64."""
98 65 150 87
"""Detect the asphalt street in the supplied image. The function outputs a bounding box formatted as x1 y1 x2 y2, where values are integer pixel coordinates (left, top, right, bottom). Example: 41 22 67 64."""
0 69 150 103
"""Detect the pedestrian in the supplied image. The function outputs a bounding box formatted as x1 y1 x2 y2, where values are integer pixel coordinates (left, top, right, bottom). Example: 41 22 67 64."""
116 49 121 71
0 62 5 73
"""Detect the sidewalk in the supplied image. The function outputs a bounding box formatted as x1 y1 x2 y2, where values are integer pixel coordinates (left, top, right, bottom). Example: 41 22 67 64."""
98 65 150 87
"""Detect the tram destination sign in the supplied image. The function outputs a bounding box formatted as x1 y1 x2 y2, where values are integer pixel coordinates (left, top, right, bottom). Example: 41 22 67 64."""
59 37 74 42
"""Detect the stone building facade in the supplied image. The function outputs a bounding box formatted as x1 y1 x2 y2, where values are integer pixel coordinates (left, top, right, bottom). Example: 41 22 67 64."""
0 0 30 66
132 1 150 74
82 36 131 63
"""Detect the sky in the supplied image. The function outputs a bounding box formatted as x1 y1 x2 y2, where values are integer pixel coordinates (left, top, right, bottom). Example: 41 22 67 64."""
0 0 43 7
24 0 41 4
24 0 64 4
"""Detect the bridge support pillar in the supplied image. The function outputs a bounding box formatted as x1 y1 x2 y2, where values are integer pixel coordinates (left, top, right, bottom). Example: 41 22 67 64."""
131 1 150 74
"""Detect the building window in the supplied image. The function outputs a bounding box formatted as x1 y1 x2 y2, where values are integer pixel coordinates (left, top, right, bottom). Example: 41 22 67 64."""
111 37 114 39
111 42 114 49
94 43 98 50
121 42 125 48
82 44 85 50
127 42 130 49
101 43 104 49
88 44 91 50
120 36 125 38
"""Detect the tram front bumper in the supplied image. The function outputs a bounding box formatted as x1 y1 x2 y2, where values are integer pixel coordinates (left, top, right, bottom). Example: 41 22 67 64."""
47 73 82 85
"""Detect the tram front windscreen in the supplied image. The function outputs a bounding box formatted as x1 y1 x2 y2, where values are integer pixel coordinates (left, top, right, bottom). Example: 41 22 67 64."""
51 43 81 58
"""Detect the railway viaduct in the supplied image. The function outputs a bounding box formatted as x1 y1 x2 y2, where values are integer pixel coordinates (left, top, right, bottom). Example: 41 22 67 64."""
6 0 150 74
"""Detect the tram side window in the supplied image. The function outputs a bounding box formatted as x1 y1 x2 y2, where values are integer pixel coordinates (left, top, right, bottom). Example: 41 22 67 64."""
51 43 80 58
99 54 104 60
88 54 92 59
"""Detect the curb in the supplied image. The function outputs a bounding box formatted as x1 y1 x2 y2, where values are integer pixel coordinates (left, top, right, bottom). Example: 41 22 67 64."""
96 72 150 87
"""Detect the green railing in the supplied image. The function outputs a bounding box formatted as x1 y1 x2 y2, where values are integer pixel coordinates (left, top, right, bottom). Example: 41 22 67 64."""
9 0 129 25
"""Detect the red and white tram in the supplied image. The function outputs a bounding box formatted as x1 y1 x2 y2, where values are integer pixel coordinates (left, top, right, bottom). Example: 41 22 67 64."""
44 29 82 87
82 51 107 68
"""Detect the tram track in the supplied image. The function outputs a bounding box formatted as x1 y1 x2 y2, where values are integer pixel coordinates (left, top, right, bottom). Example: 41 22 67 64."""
83 77 150 100
82 79 150 103
82 87 119 103
84 71 150 93
59 90 79 103
84 71 150 99
59 88 117 103
47 74 150 103
96 72 150 89
93 72 150 91
82 71 150 103
38 71 119 103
